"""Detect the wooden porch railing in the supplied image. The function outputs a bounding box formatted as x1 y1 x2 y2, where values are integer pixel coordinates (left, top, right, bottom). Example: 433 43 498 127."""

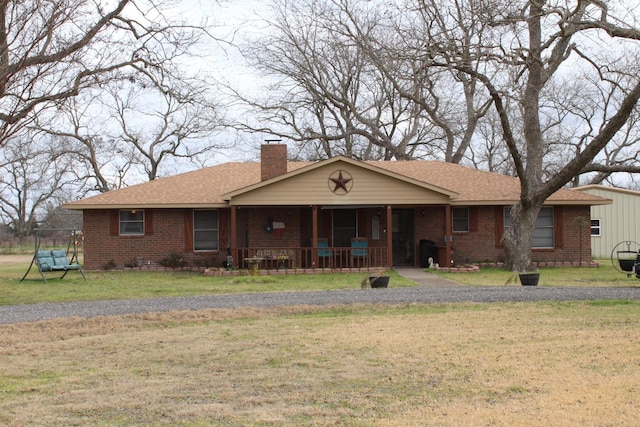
235 247 388 271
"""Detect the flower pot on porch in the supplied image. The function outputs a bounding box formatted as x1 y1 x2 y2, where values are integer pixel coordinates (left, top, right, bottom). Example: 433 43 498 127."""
519 272 540 286
369 275 390 288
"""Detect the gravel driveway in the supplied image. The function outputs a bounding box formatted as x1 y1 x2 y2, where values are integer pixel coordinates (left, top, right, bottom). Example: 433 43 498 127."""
1 285 639 324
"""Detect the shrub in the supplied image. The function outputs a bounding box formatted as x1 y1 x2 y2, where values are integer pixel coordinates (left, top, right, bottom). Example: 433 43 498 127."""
102 259 117 270
159 251 188 269
123 259 138 269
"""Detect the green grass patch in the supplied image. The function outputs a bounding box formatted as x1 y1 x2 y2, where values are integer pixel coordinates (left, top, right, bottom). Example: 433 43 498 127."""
434 260 640 287
4 254 639 307
0 255 415 306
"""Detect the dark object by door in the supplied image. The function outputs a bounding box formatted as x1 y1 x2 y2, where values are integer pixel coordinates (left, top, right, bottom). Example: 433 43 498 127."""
419 239 436 268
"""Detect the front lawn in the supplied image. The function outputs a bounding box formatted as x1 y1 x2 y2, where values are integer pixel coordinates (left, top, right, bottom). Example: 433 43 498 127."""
434 259 640 287
1 255 414 305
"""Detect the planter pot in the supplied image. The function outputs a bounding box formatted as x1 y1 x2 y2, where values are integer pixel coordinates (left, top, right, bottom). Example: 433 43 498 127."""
619 259 636 273
519 273 540 286
370 276 390 288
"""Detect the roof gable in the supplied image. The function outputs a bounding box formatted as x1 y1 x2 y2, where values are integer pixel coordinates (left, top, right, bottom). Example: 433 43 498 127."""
224 156 458 206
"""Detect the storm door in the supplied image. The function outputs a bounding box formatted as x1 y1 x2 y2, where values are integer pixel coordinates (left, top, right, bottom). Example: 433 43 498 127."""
392 209 414 265
332 209 357 248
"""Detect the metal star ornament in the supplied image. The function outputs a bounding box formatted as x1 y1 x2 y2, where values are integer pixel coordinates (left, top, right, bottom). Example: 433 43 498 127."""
328 170 353 194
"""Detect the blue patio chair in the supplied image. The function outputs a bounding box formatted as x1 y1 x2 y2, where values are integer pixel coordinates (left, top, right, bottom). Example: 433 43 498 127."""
318 238 333 267
350 237 368 268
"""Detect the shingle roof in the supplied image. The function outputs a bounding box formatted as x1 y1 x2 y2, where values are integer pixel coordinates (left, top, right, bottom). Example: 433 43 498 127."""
64 159 607 209
370 161 605 204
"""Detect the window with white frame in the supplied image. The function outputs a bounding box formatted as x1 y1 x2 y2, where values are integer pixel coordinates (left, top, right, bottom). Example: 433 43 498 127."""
452 207 469 232
590 219 601 236
119 210 144 235
194 210 219 251
504 206 554 248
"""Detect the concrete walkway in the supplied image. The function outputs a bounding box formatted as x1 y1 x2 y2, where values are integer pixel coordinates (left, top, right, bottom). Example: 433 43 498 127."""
394 267 461 287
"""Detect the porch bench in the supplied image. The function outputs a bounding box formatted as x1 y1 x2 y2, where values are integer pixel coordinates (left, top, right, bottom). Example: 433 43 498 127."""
254 249 295 269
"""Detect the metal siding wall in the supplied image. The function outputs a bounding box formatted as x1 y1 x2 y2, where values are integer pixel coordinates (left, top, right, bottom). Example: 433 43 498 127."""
587 188 640 259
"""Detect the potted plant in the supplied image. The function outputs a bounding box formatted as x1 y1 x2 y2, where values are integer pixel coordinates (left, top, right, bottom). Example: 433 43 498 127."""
518 271 540 286
362 270 390 288
370 275 390 288
277 252 288 270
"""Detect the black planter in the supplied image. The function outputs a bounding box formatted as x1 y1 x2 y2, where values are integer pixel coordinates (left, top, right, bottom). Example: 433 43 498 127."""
519 273 540 286
370 276 390 288
619 259 635 273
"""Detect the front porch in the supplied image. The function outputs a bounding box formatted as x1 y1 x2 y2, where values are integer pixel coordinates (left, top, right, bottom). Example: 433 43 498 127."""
228 204 454 271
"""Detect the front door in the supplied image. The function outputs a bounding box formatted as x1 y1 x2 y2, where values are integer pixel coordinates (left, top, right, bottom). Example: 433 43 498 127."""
392 209 414 266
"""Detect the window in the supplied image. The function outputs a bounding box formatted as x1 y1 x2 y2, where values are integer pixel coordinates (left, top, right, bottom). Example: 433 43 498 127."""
452 207 469 232
504 206 554 248
119 210 144 235
193 210 219 251
591 219 601 236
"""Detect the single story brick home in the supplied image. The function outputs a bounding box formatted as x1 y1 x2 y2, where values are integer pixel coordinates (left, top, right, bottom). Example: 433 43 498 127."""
64 144 610 271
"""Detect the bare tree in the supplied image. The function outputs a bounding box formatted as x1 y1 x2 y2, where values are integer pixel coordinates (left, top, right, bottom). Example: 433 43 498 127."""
229 0 465 161
360 0 495 163
469 109 516 175
420 0 640 270
0 133 76 240
0 0 211 149
227 0 498 163
103 78 223 181
38 74 223 191
0 0 227 195
35 94 120 193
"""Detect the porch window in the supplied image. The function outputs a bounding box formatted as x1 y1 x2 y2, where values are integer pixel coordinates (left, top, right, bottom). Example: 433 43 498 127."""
452 207 469 232
591 219 601 236
119 210 144 235
504 207 554 248
193 210 219 251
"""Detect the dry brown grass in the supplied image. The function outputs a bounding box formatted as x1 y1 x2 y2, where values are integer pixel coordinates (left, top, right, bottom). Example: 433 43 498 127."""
1 302 639 426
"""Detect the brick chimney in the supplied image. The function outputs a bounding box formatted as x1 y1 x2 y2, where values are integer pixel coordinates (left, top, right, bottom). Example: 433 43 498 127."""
261 143 288 181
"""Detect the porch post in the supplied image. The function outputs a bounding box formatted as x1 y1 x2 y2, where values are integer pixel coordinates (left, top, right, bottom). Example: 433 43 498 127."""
230 205 237 267
444 204 452 267
386 205 393 267
312 205 318 267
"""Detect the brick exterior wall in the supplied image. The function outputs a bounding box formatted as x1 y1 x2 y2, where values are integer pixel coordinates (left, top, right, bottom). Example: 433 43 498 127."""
242 207 301 249
413 205 593 265
83 209 222 270
82 205 593 270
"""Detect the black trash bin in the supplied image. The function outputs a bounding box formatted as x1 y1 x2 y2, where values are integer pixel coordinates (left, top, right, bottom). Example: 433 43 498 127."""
419 239 436 268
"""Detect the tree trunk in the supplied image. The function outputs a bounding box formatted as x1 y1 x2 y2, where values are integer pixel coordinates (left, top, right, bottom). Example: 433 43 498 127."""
501 202 542 272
